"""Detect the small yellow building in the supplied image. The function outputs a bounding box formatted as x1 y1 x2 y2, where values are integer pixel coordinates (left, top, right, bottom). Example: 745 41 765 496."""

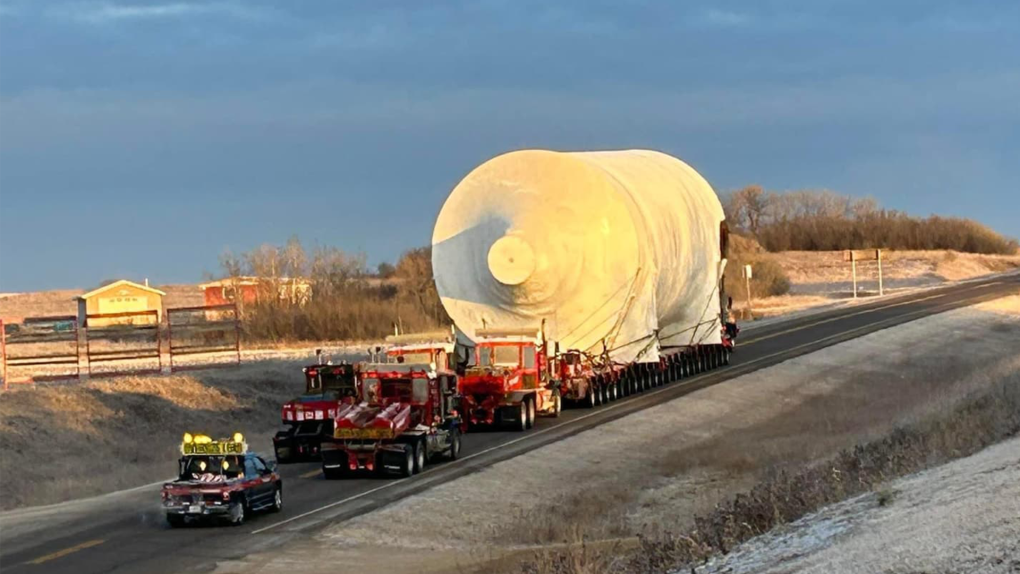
77 280 165 326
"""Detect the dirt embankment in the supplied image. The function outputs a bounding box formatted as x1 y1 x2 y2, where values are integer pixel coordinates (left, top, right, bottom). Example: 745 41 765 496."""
0 361 307 510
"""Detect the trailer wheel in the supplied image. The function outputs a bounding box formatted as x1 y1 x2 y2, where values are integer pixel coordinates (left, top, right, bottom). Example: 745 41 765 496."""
608 382 618 401
413 440 426 474
526 398 536 428
512 402 528 432
585 384 597 408
723 348 731 366
399 445 415 477
447 428 461 460
551 392 562 417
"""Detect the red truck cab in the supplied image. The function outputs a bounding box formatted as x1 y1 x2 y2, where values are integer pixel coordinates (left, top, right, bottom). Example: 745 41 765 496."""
320 363 461 478
274 360 359 462
457 327 561 431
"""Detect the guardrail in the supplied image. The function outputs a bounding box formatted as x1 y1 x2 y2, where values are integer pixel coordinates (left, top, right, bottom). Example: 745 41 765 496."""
167 304 240 372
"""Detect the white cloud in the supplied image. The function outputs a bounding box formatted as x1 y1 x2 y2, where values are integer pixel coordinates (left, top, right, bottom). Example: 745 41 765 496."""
703 8 751 27
53 1 264 24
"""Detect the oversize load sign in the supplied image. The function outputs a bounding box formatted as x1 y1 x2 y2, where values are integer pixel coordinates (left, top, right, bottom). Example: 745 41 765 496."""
335 427 396 440
182 441 246 455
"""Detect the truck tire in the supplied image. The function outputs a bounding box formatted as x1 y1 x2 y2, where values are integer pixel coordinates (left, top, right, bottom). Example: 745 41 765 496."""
552 391 562 416
229 499 247 526
270 486 283 513
166 514 186 528
273 447 291 465
525 398 536 429
585 385 597 408
399 445 415 477
608 382 618 402
413 440 426 474
512 402 528 432
447 428 462 460
323 465 343 480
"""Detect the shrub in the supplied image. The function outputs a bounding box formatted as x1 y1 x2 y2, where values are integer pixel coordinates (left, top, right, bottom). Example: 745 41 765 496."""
725 234 791 301
218 237 449 343
724 188 1019 255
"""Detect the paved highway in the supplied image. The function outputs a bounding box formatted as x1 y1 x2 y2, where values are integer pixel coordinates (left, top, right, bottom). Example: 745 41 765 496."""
1 273 1016 573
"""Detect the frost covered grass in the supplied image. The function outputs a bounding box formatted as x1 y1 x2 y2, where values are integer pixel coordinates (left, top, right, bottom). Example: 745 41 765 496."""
507 363 1020 574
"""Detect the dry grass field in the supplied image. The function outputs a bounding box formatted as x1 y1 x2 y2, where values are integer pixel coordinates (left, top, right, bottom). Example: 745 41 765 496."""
0 359 307 509
735 249 1020 317
0 284 204 320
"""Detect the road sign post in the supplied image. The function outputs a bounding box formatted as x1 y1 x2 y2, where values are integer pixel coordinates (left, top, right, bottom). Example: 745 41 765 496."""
877 249 884 296
844 249 883 299
742 264 753 319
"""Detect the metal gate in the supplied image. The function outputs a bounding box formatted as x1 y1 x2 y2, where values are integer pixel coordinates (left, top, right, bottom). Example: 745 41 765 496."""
1 316 81 387
85 310 162 377
167 304 240 372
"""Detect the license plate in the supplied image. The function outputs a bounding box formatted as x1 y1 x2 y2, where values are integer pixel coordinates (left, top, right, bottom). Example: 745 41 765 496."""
187 505 202 514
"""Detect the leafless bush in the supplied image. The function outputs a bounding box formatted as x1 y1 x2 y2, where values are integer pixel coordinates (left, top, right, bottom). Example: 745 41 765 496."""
724 187 1019 255
726 234 791 300
218 237 449 342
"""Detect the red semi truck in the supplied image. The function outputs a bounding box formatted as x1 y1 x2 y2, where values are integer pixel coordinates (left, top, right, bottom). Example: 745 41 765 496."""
457 327 562 431
320 362 461 477
273 356 359 463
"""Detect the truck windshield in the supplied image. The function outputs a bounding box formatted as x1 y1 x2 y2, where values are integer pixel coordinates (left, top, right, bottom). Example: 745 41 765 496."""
478 346 520 367
493 346 519 366
380 379 413 402
391 351 431 364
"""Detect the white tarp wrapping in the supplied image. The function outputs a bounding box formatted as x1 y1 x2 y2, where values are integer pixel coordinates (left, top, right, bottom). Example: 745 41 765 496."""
432 149 725 364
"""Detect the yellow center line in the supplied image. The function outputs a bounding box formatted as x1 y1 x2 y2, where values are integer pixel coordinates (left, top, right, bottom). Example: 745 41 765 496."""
299 469 322 479
26 539 105 565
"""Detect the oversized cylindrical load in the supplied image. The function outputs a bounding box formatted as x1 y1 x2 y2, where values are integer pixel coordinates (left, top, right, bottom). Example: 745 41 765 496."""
432 149 725 363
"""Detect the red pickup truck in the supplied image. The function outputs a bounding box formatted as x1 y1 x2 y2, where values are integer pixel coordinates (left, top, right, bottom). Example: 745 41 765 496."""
161 432 282 527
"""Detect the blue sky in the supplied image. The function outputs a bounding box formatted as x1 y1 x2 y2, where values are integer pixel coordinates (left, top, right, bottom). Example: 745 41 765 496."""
1 1 1018 291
